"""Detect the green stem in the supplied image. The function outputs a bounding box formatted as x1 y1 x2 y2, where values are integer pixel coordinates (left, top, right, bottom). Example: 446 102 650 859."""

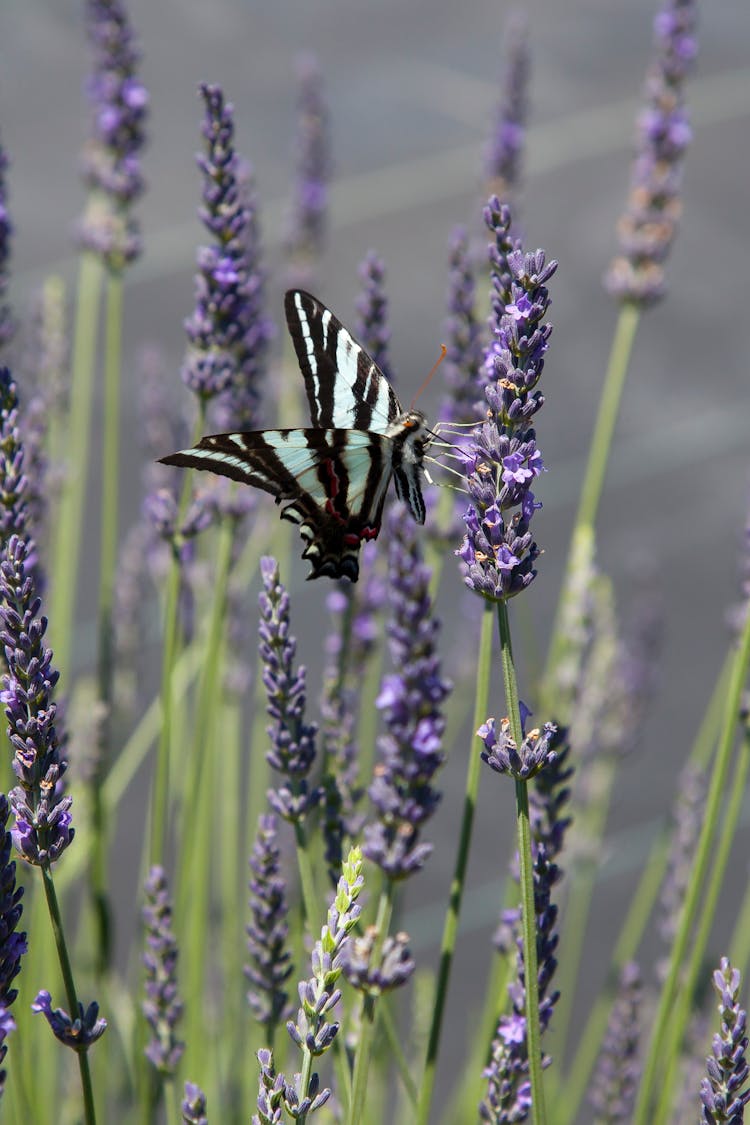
633 608 750 1124
348 887 394 1125
49 251 103 676
90 272 123 975
380 996 418 1108
545 303 639 681
497 602 547 1125
40 865 97 1125
416 600 493 1125
294 819 322 937
149 544 180 867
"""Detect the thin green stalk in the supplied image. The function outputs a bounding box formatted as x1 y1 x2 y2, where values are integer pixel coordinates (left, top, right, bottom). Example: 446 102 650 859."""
416 600 493 1125
380 996 418 1108
348 887 395 1125
653 709 750 1125
40 864 97 1125
497 602 547 1125
50 251 103 675
633 608 750 1124
294 819 322 936
90 271 123 975
545 303 640 682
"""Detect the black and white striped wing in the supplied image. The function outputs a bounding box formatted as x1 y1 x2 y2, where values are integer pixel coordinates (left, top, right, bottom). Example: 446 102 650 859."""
285 289 402 432
159 429 394 581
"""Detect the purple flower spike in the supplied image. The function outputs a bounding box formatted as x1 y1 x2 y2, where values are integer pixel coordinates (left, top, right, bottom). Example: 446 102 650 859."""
590 962 642 1123
457 199 555 602
439 226 485 428
485 13 530 203
605 0 698 306
142 866 184 1076
246 814 293 1033
363 506 450 881
32 990 107 1052
700 958 750 1123
354 251 393 381
78 0 148 272
181 84 272 428
259 557 320 824
341 926 415 995
0 795 26 1009
182 1081 208 1125
285 53 331 271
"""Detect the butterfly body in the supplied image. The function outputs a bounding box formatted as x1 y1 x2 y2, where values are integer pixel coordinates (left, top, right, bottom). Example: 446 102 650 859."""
160 290 432 581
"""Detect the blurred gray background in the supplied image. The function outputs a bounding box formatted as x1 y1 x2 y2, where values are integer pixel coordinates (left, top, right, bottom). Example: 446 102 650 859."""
4 0 750 1116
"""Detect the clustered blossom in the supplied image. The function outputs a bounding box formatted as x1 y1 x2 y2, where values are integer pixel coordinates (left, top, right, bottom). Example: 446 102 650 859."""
363 506 450 880
32 990 107 1051
78 0 148 271
589 962 642 1123
0 793 26 1094
484 13 530 202
182 1082 208 1125
458 199 555 602
285 53 331 270
481 728 572 1122
341 926 415 995
245 814 293 1036
0 369 32 556
259 557 319 824
478 712 558 781
0 139 15 352
700 958 750 1123
605 0 698 306
1 534 73 866
439 226 486 428
354 251 393 380
253 849 364 1123
142 865 184 1076
181 84 272 428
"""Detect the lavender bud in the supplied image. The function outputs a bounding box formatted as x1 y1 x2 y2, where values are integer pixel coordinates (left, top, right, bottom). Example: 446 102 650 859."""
0 138 16 352
700 958 750 1123
285 53 331 272
354 252 393 381
142 866 184 1076
478 715 558 781
182 1081 208 1125
589 963 642 1123
484 13 530 204
341 926 415 995
245 814 293 1033
32 991 107 1051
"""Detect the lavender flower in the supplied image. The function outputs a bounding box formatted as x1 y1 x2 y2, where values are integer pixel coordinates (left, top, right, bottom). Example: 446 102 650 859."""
0 139 15 352
259 557 319 824
182 84 272 427
478 713 557 781
457 199 555 602
0 795 26 1009
32 991 107 1050
182 1082 208 1125
604 0 698 306
78 0 148 272
481 728 571 1121
354 251 393 380
0 369 31 554
0 1008 14 1097
700 958 750 1123
341 927 415 995
285 53 331 271
589 963 642 1123
142 865 184 1076
658 763 706 957
439 226 486 427
1 535 73 866
246 814 293 1036
363 505 450 880
484 13 530 202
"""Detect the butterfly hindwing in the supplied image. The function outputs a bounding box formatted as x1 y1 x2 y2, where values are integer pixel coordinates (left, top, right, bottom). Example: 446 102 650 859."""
160 429 394 581
284 289 402 431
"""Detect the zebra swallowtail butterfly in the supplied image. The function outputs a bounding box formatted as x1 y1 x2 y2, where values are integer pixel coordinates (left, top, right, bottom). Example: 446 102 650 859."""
159 289 433 581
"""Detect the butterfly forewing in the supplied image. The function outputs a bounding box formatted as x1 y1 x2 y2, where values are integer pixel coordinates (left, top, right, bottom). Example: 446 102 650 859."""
159 289 431 581
284 289 402 431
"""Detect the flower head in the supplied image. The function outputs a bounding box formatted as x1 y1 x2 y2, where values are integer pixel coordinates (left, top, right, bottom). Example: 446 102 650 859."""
700 958 750 1123
439 226 486 428
604 0 698 305
0 139 15 352
285 54 331 272
478 714 557 781
32 991 107 1052
341 926 415 996
484 13 530 203
182 1082 208 1125
78 0 148 272
457 199 555 602
589 963 642 1123
245 814 293 1034
363 505 450 880
142 866 184 1076
354 251 393 381
181 84 272 428
259 557 320 823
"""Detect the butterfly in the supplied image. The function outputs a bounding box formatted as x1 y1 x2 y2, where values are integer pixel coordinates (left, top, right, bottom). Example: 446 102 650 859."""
159 289 433 581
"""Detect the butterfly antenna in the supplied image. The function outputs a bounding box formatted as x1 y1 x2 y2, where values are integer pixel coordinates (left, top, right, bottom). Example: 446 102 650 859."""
410 344 447 411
